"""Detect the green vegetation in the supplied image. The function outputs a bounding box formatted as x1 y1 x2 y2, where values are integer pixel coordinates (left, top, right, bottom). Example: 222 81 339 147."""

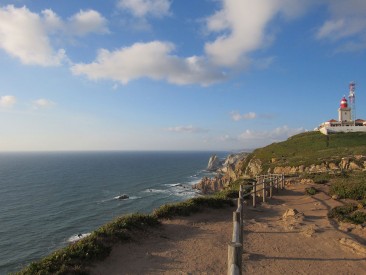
242 131 366 173
16 213 159 275
302 173 331 184
328 203 366 224
305 187 318 196
329 172 366 200
153 195 234 219
17 190 236 275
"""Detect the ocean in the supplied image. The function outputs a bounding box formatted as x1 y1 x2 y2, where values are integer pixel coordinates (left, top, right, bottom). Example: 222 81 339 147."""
0 151 226 274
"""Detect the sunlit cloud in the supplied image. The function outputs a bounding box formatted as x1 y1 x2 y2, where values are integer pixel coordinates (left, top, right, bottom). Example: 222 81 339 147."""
204 0 308 67
0 5 108 66
71 41 226 86
0 95 16 108
67 9 109 36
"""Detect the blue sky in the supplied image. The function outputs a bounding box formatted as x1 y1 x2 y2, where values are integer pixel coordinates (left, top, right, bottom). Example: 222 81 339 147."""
0 0 365 151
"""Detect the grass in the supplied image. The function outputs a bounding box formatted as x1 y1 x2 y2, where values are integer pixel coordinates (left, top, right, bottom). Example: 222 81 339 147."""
16 190 236 274
242 131 366 174
329 171 366 200
302 173 331 184
328 203 366 225
16 214 159 275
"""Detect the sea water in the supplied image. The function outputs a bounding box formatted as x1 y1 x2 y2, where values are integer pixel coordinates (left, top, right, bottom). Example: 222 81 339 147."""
0 151 226 274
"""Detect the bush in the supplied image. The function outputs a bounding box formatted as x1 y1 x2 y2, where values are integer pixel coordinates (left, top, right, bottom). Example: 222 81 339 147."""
330 178 366 200
328 203 360 224
347 211 366 224
153 195 234 219
305 187 318 196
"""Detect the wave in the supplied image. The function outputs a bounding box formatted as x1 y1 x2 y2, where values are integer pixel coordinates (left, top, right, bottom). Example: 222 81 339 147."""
67 233 91 243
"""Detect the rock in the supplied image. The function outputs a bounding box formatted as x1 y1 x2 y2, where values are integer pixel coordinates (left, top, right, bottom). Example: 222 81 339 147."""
283 208 299 218
117 194 129 200
192 176 226 194
339 238 366 255
207 154 222 171
331 194 339 200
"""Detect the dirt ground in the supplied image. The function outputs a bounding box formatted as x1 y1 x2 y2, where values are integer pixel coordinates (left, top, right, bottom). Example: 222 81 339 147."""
90 182 366 275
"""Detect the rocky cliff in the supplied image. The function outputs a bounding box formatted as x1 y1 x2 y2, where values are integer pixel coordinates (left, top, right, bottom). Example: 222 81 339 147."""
193 152 249 194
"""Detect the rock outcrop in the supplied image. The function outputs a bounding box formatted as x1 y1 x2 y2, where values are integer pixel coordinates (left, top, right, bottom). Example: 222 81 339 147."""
207 155 222 171
194 152 249 194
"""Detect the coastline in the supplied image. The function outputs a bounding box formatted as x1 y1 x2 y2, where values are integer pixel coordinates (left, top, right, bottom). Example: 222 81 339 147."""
1 151 226 274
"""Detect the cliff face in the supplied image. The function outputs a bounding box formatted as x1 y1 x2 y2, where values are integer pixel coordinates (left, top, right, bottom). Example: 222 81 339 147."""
193 152 249 194
253 155 366 176
207 155 222 171
193 153 366 194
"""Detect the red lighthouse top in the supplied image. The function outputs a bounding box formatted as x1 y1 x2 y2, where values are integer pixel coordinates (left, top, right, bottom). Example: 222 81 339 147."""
340 97 348 109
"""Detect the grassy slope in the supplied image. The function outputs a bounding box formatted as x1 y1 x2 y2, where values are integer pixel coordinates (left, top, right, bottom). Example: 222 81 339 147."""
243 131 366 173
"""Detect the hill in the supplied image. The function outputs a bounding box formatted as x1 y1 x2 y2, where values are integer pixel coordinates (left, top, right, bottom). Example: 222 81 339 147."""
242 131 366 176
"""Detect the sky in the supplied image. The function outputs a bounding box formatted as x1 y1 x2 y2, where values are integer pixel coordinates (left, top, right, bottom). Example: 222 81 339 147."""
0 0 365 152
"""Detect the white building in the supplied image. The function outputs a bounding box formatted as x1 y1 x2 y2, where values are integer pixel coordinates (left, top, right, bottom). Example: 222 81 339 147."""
318 96 366 135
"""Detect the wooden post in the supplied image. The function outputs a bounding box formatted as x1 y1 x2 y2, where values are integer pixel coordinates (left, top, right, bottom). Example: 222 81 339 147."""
281 174 284 190
232 211 242 244
227 242 242 275
252 181 256 208
239 185 243 200
269 178 273 198
262 178 266 203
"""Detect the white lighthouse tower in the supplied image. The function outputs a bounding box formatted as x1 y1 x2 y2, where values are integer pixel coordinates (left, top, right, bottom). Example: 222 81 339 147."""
318 82 366 135
338 96 352 123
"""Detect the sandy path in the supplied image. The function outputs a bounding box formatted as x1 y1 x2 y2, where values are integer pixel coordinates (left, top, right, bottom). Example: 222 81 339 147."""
91 182 366 274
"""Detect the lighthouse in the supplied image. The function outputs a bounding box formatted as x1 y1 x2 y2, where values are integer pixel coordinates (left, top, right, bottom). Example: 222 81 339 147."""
338 96 351 122
317 82 366 135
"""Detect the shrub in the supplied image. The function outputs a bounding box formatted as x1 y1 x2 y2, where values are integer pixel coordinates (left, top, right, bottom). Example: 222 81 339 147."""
346 211 366 224
153 195 234 219
328 203 359 223
330 178 366 200
305 187 318 196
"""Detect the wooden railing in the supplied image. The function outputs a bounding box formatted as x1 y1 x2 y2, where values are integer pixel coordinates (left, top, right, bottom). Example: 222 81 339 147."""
227 174 285 275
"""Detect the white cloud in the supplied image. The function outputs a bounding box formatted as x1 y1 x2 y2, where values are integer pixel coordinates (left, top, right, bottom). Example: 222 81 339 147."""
0 6 109 66
231 111 257 121
231 111 276 121
239 125 305 141
0 95 16 108
316 0 366 51
67 10 109 36
117 0 171 18
166 125 208 133
32 98 55 109
71 41 226 85
204 0 307 67
0 5 66 66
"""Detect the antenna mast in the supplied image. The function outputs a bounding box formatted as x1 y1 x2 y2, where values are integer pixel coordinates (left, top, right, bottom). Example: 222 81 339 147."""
349 81 356 124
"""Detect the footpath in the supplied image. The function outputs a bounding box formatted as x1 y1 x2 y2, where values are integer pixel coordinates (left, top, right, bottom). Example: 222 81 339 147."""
91 182 366 275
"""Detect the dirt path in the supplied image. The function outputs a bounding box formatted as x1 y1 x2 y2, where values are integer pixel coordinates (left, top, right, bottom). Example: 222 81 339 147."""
91 182 366 274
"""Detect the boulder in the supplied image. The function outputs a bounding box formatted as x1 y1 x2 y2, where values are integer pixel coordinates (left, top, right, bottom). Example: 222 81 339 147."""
282 208 299 218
